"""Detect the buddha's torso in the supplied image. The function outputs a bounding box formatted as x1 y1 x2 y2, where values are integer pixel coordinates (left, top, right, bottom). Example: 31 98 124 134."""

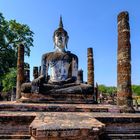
44 51 78 82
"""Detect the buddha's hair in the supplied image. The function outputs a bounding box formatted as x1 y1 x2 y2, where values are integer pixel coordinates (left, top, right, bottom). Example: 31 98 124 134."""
53 27 69 49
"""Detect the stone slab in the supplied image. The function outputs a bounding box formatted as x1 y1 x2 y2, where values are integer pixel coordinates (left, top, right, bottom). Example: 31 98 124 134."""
29 112 105 139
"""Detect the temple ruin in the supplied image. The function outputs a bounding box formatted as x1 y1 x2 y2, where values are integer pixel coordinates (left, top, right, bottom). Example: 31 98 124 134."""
0 11 139 140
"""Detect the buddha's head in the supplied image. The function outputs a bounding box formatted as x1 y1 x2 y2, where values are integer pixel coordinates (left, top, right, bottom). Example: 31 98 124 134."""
53 16 69 52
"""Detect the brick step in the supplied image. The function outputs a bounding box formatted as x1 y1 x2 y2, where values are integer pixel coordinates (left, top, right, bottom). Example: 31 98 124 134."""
22 100 95 104
0 129 29 135
0 104 109 112
0 135 30 139
107 133 140 139
112 139 140 140
105 130 140 134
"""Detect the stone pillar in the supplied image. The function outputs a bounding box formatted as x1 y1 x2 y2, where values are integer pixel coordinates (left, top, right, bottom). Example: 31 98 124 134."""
11 87 16 101
24 69 30 82
94 83 98 103
24 64 30 82
33 66 38 79
16 44 24 100
117 11 134 112
77 69 83 83
87 48 94 87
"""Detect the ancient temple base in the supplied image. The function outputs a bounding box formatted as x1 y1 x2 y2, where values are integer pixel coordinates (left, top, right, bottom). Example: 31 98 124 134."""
19 92 95 104
0 102 139 140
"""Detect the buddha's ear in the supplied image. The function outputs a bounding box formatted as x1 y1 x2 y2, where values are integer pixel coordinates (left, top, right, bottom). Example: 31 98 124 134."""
53 38 56 49
53 42 56 49
53 35 56 49
66 36 69 49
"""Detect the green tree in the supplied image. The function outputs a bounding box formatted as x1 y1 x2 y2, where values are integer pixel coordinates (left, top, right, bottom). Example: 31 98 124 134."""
98 85 117 96
0 12 34 91
132 85 140 96
2 68 17 92
0 13 33 74
98 84 107 93
106 86 117 95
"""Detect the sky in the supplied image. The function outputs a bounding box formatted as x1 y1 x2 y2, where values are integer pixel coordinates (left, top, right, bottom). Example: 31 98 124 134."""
0 0 140 86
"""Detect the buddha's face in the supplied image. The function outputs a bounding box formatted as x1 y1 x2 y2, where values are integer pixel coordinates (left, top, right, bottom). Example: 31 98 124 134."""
54 32 66 51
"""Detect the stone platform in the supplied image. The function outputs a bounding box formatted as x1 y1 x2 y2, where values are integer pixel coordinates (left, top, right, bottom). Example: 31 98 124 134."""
0 102 140 139
0 111 140 140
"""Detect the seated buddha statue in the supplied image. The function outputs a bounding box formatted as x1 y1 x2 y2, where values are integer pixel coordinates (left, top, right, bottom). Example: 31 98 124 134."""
21 17 94 103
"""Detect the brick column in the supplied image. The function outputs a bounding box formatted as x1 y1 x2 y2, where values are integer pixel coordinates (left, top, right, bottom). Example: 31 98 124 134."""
87 48 94 87
16 44 24 100
117 11 134 112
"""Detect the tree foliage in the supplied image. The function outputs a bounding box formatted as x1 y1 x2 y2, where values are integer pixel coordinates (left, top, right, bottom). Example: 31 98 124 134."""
132 85 140 96
0 12 34 91
2 68 17 92
98 84 140 96
98 84 117 95
0 13 34 75
98 85 107 93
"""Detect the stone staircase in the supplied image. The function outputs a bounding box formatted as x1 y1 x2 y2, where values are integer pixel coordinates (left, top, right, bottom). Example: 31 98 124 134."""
0 115 35 140
98 117 140 140
103 128 140 140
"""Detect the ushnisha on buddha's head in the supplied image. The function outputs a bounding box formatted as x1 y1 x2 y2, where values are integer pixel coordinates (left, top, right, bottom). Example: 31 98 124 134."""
53 16 69 52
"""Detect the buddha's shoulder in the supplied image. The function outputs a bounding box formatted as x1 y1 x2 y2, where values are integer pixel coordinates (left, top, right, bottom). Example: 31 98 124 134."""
66 51 78 60
42 52 54 58
41 51 78 60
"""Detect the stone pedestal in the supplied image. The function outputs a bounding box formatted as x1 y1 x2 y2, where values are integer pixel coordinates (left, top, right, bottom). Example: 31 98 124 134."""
20 83 94 104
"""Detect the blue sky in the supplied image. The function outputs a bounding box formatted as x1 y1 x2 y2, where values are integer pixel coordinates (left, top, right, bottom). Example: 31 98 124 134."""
0 0 140 86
